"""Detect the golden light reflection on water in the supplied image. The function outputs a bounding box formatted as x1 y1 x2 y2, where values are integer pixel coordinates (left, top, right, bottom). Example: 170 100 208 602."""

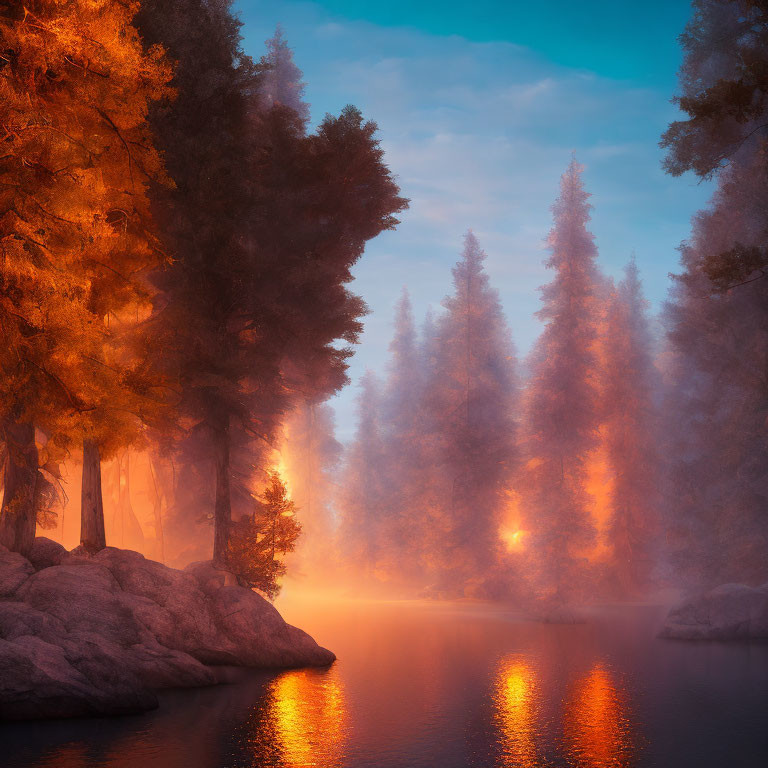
247 665 347 767
494 655 543 768
562 663 634 768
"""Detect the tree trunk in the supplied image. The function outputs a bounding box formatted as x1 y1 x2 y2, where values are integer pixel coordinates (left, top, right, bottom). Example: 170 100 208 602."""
212 420 232 566
149 455 166 564
0 422 38 557
80 439 106 553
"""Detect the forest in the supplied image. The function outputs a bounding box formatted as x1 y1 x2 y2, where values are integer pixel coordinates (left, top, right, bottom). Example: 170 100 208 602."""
0 0 767 616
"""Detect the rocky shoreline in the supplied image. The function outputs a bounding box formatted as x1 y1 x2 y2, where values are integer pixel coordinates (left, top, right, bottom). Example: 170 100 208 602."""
0 539 334 720
660 582 768 641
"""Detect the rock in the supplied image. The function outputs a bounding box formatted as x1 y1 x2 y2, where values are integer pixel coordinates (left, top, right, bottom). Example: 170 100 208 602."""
27 537 67 571
89 549 236 664
185 560 240 595
0 546 34 597
660 582 768 641
211 585 335 667
0 636 157 720
0 547 335 720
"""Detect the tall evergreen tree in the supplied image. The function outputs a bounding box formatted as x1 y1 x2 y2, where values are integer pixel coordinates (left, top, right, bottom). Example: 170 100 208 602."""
377 289 428 582
258 25 310 126
520 159 603 603
422 232 518 596
602 258 660 596
338 372 386 579
136 4 406 566
280 401 342 577
662 157 768 588
660 0 768 588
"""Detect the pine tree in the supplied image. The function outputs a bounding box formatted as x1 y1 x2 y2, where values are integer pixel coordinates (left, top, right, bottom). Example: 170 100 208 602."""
602 258 660 596
0 0 172 555
227 471 301 599
660 0 768 588
661 0 768 289
662 155 768 588
279 401 341 576
423 232 518 596
377 289 428 582
258 25 310 126
136 5 406 566
520 159 603 603
338 372 387 580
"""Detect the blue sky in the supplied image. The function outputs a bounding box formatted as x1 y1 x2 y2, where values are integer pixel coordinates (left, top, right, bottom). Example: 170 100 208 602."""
234 0 711 440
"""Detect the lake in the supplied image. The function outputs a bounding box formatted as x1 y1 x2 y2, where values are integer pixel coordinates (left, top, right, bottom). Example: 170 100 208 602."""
3 596 768 767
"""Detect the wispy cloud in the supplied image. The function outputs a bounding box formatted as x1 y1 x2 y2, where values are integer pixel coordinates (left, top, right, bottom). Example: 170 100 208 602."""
236 2 712 439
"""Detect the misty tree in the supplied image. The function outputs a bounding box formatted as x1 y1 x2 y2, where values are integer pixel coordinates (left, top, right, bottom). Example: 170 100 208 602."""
258 25 310 126
422 232 518 597
338 372 387 580
136 3 406 567
661 0 768 291
375 290 431 583
661 159 768 588
660 0 768 588
520 159 603 604
280 402 342 576
602 258 661 597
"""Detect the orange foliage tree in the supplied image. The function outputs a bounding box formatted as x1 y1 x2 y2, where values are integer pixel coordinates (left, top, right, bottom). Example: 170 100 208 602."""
227 471 301 599
0 1 173 555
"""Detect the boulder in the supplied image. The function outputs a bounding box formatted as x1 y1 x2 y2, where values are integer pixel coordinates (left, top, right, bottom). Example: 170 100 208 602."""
660 582 768 641
0 636 157 720
88 549 237 664
211 585 336 667
185 560 240 595
27 537 67 571
0 546 34 597
0 545 334 720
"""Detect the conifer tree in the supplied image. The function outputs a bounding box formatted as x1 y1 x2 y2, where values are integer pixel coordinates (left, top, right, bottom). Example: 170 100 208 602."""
258 25 310 126
661 0 768 588
0 0 172 555
137 5 406 565
520 159 602 603
423 232 518 596
280 401 341 575
378 289 428 581
338 372 386 579
227 470 301 599
602 258 660 596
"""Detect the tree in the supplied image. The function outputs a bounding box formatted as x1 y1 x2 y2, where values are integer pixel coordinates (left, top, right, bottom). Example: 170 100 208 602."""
257 25 310 126
338 372 387 580
227 471 301 599
661 156 768 588
421 232 518 596
661 0 768 290
660 0 768 589
520 159 603 604
279 401 342 577
136 5 406 566
0 0 172 555
602 258 661 596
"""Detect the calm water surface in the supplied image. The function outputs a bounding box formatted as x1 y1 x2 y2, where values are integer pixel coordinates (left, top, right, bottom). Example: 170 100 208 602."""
2 597 768 768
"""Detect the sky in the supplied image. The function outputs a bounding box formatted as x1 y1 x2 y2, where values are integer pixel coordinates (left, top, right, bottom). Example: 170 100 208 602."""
234 0 712 441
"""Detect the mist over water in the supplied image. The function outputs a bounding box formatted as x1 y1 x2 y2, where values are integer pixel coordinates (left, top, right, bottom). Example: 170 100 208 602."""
4 597 768 768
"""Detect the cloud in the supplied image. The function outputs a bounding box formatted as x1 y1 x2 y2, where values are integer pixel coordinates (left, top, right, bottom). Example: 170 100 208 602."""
236 2 712 440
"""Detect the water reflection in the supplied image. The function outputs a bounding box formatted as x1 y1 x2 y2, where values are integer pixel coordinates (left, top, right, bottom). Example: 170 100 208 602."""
562 663 634 768
245 665 347 767
493 655 543 767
